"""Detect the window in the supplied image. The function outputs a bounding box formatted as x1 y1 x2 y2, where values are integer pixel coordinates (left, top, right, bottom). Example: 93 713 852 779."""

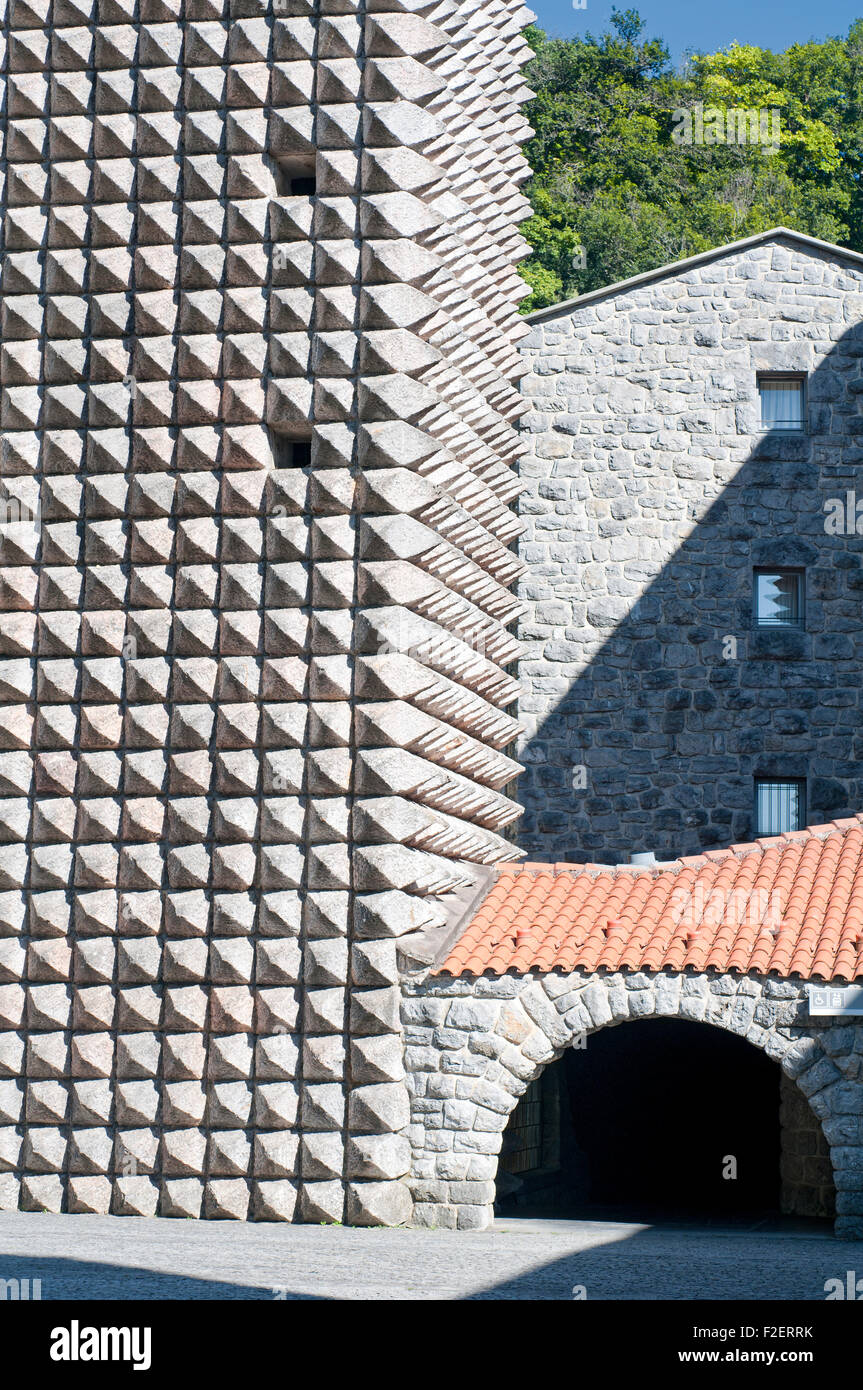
755 779 806 836
273 160 316 197
289 440 311 468
271 433 311 469
758 375 805 432
753 569 804 628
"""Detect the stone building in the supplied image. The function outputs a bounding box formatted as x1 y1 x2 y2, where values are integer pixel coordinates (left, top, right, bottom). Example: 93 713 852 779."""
403 819 863 1236
0 0 536 1224
392 228 863 1240
517 229 863 864
1 1 861 1242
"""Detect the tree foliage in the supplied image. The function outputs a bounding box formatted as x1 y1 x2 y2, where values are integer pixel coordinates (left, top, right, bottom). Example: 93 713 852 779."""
520 10 863 311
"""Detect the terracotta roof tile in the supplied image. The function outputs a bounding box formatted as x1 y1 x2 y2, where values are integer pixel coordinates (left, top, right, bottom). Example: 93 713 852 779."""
435 816 863 982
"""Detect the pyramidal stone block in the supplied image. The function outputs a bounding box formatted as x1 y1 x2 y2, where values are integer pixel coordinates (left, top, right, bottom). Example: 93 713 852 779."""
0 0 534 1225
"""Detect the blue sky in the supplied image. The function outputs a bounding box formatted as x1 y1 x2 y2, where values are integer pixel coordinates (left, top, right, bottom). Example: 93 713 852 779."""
529 0 863 66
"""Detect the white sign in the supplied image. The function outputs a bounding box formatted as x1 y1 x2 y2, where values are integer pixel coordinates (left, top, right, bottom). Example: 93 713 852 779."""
808 984 863 1017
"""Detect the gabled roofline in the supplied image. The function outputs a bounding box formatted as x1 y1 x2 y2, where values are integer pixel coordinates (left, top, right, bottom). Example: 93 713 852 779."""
526 226 863 324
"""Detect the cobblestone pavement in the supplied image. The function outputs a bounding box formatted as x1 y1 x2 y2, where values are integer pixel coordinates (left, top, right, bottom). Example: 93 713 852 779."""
0 1212 855 1300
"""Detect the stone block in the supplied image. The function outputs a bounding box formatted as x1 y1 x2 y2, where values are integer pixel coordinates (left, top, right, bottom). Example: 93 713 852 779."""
111 1177 160 1217
21 1174 64 1214
346 1133 410 1181
253 1131 299 1180
252 1180 298 1222
203 1180 251 1220
67 1176 112 1215
160 1179 204 1220
345 1179 412 1227
348 1082 410 1134
299 1180 344 1225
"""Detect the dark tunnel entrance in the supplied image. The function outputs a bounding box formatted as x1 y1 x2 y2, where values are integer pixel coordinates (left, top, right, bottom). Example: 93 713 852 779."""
495 1019 835 1227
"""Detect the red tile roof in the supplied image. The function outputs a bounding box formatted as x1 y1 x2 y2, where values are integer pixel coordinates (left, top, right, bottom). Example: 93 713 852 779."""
436 817 863 982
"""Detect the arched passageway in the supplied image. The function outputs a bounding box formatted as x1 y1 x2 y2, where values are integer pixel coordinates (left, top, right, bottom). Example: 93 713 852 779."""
496 1019 835 1225
404 970 861 1235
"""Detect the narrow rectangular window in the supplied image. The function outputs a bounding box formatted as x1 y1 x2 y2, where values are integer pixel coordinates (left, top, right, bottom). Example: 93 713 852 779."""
289 440 311 468
287 175 316 196
271 433 311 469
758 375 805 432
273 159 316 197
754 779 806 835
753 569 804 628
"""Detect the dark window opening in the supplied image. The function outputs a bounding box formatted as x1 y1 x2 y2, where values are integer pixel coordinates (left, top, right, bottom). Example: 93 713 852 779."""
273 160 316 197
272 434 312 469
753 568 804 628
754 778 806 835
289 440 311 468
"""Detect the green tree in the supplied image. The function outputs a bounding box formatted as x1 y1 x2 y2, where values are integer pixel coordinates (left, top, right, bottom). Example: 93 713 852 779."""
520 10 863 311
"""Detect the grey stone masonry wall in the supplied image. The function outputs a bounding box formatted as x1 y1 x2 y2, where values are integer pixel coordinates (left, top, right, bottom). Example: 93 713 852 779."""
518 235 863 863
780 1068 836 1219
402 968 863 1236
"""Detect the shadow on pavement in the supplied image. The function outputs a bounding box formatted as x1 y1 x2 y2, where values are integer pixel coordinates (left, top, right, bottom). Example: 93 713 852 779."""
0 1255 329 1301
468 1220 841 1300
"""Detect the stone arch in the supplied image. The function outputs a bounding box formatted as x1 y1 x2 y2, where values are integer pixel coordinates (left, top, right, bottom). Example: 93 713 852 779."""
499 1015 832 1220
402 971 863 1236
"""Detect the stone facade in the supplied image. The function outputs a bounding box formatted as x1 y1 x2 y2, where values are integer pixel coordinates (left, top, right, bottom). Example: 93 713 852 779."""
779 1069 836 1220
3 17 861 1239
0 0 534 1222
518 233 863 863
402 967 863 1237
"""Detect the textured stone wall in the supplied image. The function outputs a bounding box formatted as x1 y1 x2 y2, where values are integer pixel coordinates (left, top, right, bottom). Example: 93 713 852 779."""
779 1068 836 1219
518 236 863 863
402 968 863 1236
0 0 534 1222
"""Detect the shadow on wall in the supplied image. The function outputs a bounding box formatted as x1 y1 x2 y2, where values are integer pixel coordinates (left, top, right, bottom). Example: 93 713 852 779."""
518 318 863 863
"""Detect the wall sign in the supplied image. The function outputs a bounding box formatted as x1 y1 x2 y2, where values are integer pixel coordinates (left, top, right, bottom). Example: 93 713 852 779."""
807 984 863 1016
